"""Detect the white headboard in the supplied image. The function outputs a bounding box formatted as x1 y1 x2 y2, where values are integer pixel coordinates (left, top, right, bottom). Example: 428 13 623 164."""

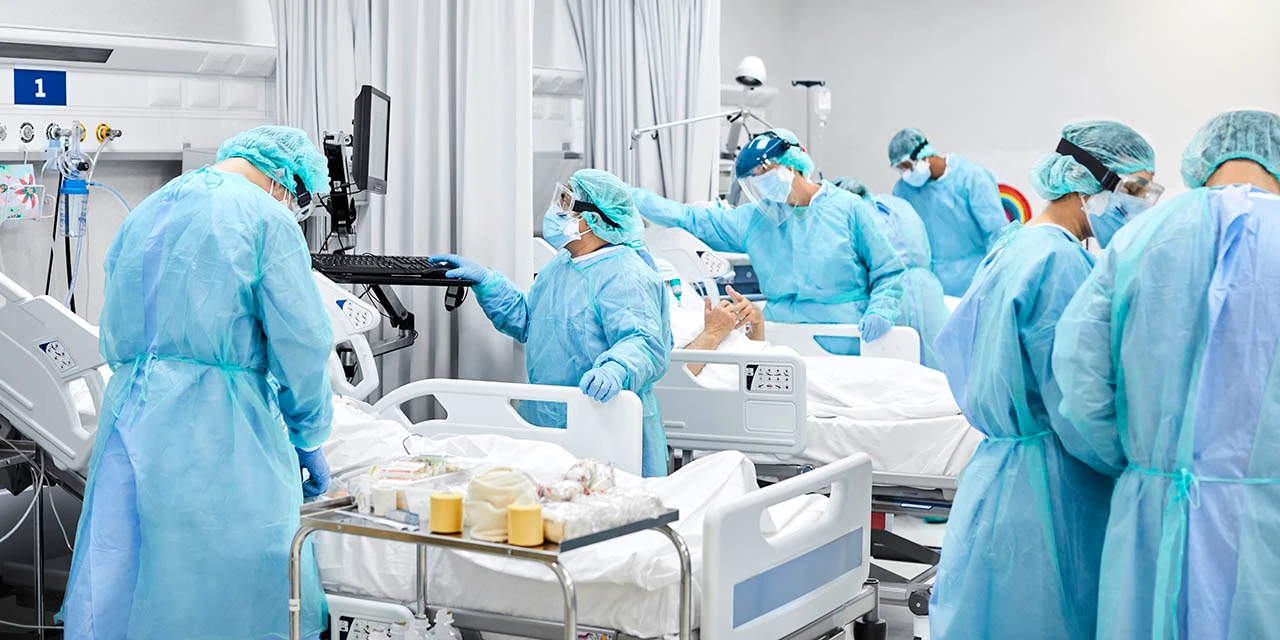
0 273 107 471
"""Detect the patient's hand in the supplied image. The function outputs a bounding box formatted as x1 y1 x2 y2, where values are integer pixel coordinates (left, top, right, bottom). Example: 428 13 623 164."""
681 297 738 376
703 297 737 341
726 286 765 341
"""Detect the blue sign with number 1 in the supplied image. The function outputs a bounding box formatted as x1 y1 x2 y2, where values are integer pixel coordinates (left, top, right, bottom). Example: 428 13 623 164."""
14 69 67 106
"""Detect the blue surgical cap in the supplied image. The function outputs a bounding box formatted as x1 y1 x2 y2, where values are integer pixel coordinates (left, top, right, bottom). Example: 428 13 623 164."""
570 169 644 245
1181 110 1280 188
735 128 815 178
1029 120 1156 201
888 128 937 166
216 125 331 196
830 176 871 198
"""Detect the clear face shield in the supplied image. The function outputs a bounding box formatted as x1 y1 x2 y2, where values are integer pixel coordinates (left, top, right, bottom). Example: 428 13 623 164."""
737 161 796 207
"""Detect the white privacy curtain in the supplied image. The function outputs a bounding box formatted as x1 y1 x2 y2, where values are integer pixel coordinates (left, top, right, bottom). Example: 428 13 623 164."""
566 0 720 202
272 0 533 415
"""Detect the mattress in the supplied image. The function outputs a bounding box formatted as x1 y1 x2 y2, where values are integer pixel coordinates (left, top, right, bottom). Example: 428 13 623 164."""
313 398 830 639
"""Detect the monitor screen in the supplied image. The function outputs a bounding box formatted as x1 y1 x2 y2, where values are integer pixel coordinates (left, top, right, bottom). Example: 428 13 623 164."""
352 85 390 194
368 93 389 181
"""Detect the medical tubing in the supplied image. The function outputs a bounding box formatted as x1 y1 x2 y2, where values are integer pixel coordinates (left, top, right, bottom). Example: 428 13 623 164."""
90 181 132 213
47 490 72 550
64 232 84 308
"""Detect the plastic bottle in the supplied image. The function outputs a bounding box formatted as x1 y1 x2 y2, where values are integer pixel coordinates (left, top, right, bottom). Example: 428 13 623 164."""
402 616 431 640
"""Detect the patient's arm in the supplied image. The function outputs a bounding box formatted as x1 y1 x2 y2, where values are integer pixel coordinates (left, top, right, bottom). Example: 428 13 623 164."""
684 298 736 375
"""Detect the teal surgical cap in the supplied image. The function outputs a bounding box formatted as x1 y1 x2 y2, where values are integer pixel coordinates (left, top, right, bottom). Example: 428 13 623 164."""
216 125 331 196
1181 110 1280 188
1029 120 1156 201
888 128 937 166
571 169 644 245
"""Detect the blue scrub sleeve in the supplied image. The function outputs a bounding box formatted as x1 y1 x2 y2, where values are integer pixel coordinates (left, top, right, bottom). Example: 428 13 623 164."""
590 269 671 392
257 219 335 451
631 187 752 254
851 199 906 323
473 271 532 343
1052 248 1128 475
965 164 1008 250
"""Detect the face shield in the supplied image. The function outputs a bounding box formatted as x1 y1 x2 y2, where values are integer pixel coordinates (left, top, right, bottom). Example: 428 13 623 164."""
738 163 796 207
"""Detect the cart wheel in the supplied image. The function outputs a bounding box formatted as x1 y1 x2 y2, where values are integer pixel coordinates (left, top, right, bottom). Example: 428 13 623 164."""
852 617 887 640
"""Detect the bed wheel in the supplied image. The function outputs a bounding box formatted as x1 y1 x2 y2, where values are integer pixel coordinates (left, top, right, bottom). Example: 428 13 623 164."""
852 617 887 640
908 588 930 616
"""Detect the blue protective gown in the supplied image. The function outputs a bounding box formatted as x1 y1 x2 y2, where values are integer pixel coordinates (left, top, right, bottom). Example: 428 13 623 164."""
475 244 672 477
893 155 1008 297
1054 185 1280 640
60 168 332 639
866 194 950 368
633 183 904 329
931 222 1116 640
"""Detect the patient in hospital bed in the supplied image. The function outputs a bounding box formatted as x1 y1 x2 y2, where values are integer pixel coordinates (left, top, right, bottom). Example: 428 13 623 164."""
663 267 981 474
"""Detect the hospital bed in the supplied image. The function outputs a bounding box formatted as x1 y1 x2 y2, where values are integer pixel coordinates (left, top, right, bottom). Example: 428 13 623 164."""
640 228 975 624
0 270 889 640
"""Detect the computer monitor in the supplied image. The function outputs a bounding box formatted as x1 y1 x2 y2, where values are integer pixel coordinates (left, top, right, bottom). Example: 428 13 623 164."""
352 85 390 195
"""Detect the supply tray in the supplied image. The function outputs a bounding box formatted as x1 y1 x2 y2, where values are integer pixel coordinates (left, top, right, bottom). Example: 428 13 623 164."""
299 495 680 556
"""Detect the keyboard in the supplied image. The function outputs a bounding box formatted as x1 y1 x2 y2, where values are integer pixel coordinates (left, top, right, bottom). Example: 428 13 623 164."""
310 253 478 287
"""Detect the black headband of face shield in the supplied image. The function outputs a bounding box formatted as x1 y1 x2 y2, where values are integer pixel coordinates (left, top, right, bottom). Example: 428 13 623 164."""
909 140 929 161
1055 138 1121 192
292 174 312 209
570 199 621 228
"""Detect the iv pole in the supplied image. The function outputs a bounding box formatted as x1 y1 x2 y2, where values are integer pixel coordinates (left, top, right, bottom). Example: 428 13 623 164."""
626 108 773 188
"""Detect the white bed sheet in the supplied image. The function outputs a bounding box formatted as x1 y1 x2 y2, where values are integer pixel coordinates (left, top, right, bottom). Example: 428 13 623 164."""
314 398 830 639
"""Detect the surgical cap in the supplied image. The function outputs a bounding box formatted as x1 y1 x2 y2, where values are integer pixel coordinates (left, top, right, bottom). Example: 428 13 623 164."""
1028 120 1155 201
216 125 331 196
830 176 871 198
888 128 937 166
570 169 644 245
735 128 815 178
1181 110 1280 188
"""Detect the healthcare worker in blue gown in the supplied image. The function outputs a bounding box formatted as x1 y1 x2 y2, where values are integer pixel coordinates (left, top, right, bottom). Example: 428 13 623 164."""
888 128 1009 296
631 128 905 353
60 126 335 639
1054 110 1280 640
434 169 672 477
932 121 1160 640
831 177 949 369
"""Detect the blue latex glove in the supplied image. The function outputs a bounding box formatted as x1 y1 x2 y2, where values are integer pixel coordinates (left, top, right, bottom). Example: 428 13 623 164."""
859 313 893 343
429 254 491 282
578 362 626 403
296 447 331 498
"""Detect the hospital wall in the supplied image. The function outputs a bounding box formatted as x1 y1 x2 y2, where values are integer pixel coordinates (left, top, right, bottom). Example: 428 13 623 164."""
723 0 1280 208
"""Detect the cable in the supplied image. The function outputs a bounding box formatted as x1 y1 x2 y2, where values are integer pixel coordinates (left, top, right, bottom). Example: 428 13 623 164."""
43 174 63 296
0 619 62 629
47 489 72 551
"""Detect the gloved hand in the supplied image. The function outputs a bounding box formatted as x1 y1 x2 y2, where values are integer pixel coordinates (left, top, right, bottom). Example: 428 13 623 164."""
429 254 491 282
579 362 626 403
296 447 331 498
859 313 893 343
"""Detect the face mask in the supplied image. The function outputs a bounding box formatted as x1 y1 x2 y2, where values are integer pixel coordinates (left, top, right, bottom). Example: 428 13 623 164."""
901 159 931 187
542 204 583 249
743 167 796 205
1082 191 1151 248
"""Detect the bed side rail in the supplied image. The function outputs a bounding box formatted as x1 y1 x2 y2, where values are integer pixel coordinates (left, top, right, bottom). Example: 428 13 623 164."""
703 452 874 639
371 379 644 476
657 349 807 456
764 322 921 362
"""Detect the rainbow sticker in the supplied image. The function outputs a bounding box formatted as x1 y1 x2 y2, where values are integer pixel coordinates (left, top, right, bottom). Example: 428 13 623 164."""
999 184 1031 223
